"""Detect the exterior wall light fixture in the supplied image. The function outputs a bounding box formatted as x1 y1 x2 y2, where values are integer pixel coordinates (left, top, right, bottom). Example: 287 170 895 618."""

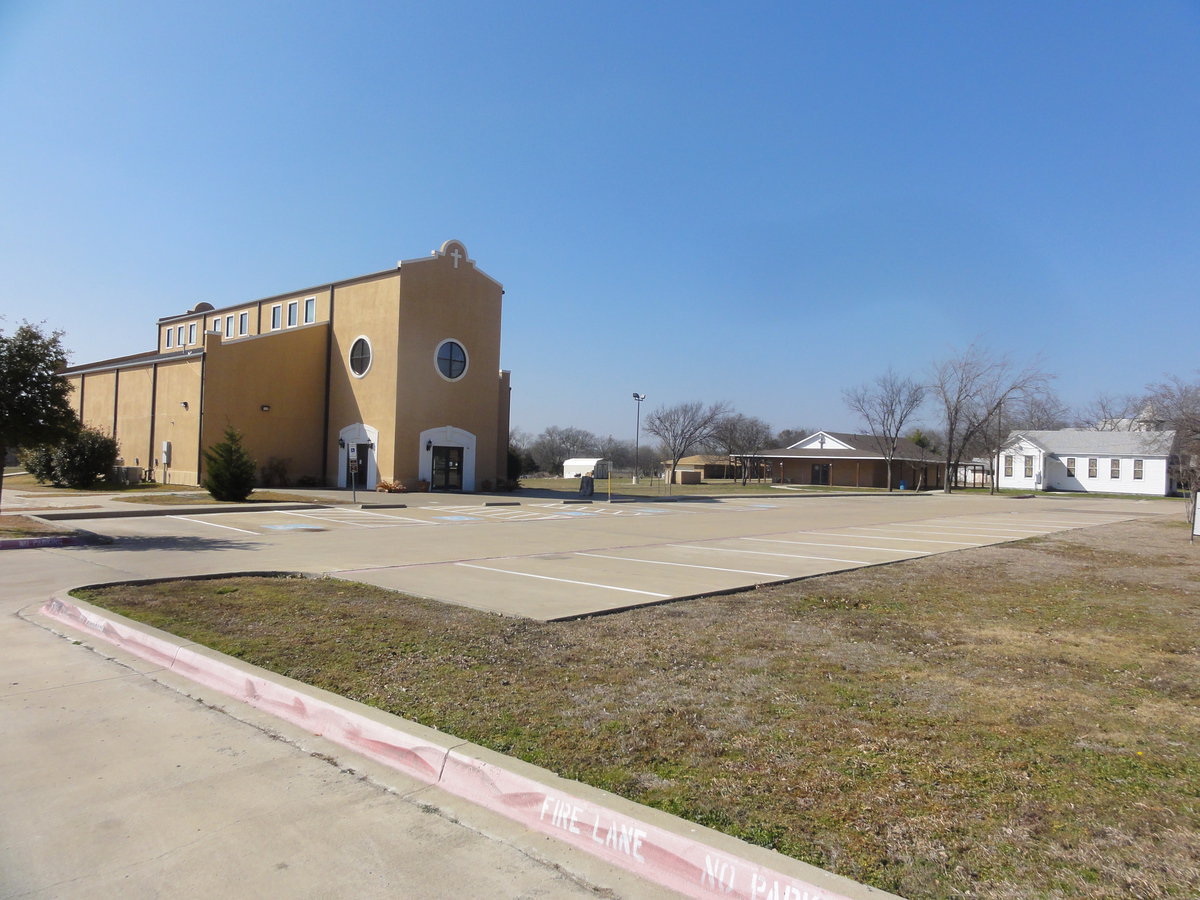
260 404 271 412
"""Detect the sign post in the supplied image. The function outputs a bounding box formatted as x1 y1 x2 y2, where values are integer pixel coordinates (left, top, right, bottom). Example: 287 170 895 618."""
348 443 359 503
1193 490 1198 543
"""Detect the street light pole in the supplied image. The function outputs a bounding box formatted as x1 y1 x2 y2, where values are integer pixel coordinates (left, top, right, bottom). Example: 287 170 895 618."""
632 392 646 485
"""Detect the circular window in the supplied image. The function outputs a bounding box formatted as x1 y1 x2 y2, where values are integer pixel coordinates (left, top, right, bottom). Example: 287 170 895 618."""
435 339 468 381
349 337 372 377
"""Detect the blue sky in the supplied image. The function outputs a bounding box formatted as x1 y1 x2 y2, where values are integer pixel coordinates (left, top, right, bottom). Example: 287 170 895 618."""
2 1 1197 440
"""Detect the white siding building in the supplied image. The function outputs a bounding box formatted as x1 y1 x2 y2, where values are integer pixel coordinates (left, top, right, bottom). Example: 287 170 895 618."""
562 458 609 479
997 429 1175 496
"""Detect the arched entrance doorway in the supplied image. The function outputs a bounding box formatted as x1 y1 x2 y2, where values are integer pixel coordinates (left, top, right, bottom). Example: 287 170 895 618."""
337 423 378 489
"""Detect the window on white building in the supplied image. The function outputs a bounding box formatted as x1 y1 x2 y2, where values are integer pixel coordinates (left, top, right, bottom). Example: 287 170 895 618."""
1133 459 1144 480
1003 455 1013 477
1088 458 1098 478
1066 457 1076 477
1024 455 1034 478
1110 459 1120 479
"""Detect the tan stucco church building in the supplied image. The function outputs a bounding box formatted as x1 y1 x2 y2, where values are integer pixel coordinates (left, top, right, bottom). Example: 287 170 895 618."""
63 240 511 492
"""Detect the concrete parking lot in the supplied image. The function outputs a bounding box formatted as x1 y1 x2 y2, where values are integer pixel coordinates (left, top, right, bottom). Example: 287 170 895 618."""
41 491 1166 620
2 488 1175 898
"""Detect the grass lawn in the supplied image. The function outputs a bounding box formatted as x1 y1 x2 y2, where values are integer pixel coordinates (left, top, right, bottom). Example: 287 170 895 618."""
0 514 73 538
1 473 183 493
112 490 330 505
73 518 1200 898
520 476 888 498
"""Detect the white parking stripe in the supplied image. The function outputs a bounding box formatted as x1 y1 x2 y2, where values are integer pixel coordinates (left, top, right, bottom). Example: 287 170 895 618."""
279 511 378 527
333 507 428 524
916 521 1058 533
168 515 258 535
825 530 983 546
672 545 872 565
873 523 1025 534
742 537 929 555
455 563 670 597
577 553 789 578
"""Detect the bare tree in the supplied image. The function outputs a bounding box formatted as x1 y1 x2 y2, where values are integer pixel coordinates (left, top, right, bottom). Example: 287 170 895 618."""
1076 393 1144 430
529 425 599 475
905 428 942 491
774 426 810 448
843 369 926 491
1143 374 1200 495
709 413 774 483
1007 390 1071 431
930 343 1051 494
644 401 730 491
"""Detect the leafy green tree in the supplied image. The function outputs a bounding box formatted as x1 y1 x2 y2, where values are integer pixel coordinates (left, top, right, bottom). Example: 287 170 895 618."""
19 444 58 484
21 427 120 489
0 321 78 506
53 427 119 488
203 427 257 501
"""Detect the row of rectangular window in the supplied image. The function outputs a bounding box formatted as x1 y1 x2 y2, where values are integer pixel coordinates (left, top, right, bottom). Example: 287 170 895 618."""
272 297 316 330
165 323 199 348
166 297 318 348
1004 455 1144 480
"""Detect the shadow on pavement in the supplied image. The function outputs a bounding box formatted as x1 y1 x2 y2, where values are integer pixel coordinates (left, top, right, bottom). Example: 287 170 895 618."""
77 535 265 553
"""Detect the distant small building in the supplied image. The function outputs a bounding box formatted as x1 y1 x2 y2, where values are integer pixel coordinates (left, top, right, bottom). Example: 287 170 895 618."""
996 429 1175 496
563 458 609 479
669 454 741 482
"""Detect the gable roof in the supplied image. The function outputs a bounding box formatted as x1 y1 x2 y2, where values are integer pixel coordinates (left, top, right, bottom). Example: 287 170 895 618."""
1005 429 1175 458
759 431 936 462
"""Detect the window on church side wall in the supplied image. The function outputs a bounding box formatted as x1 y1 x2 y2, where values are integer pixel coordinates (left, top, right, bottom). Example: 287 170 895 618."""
165 328 173 348
271 305 282 330
304 297 316 323
287 301 298 327
239 312 249 335
349 337 372 377
436 340 467 380
188 323 196 344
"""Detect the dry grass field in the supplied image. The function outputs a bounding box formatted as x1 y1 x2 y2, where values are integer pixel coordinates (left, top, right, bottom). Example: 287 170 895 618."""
76 516 1200 898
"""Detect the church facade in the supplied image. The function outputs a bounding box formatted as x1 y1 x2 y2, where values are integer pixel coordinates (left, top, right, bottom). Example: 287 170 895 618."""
62 240 511 492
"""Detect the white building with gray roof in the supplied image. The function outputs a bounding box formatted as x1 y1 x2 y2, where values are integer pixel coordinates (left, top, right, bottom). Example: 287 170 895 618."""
997 429 1176 495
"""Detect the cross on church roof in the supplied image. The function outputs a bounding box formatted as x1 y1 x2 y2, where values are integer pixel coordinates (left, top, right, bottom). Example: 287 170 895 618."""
450 248 462 268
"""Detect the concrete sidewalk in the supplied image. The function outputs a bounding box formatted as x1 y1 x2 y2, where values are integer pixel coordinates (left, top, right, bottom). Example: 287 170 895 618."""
0 549 675 899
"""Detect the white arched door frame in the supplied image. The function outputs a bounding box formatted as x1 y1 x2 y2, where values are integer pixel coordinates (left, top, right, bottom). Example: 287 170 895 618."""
337 423 379 489
418 425 476 492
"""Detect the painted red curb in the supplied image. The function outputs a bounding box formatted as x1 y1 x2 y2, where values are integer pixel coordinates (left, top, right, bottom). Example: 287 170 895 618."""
42 596 896 900
0 535 86 550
